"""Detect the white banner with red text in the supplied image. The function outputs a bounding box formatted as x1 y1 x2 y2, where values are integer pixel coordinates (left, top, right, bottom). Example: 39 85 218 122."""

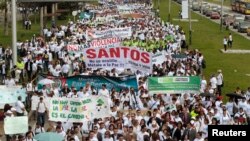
83 47 152 73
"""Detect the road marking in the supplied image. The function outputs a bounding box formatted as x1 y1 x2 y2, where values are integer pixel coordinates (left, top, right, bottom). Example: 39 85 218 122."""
172 18 199 22
220 49 250 54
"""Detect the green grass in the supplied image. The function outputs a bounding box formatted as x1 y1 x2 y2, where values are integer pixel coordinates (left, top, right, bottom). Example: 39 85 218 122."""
0 14 74 47
156 0 250 98
206 0 231 7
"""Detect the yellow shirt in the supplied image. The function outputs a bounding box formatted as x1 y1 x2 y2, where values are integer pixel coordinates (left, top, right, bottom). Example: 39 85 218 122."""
16 62 24 70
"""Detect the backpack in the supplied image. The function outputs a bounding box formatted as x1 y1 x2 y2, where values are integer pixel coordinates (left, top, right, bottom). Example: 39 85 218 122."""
201 59 206 69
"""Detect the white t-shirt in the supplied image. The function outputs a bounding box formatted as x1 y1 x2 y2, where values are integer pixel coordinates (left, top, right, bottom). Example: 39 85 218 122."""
25 138 37 141
15 100 24 113
226 102 234 116
98 89 109 96
210 77 217 89
194 138 204 141
37 102 47 113
217 73 223 85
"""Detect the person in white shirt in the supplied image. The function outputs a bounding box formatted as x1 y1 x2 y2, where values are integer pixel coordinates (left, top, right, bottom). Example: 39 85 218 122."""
220 109 231 125
5 76 16 87
223 36 228 51
226 98 234 117
56 125 66 137
98 84 109 97
194 132 204 141
15 96 25 116
209 74 217 91
200 76 207 93
34 122 45 135
137 125 149 141
98 122 107 139
216 70 223 95
228 33 233 48
25 131 37 141
77 87 84 98
89 131 98 141
36 97 47 127
61 62 70 77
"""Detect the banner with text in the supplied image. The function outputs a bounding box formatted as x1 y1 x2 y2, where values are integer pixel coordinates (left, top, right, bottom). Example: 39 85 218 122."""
49 96 110 122
86 27 132 40
67 37 121 53
83 47 152 73
38 74 138 91
148 76 201 94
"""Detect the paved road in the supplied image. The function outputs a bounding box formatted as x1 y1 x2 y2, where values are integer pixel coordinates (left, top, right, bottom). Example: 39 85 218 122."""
204 2 250 40
176 1 250 40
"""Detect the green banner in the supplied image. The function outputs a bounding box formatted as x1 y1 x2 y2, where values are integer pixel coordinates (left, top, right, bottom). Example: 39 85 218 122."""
147 76 201 94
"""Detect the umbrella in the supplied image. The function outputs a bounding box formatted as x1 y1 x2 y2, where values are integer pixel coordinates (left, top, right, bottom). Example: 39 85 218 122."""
226 93 245 99
38 79 55 85
34 132 64 141
200 93 216 98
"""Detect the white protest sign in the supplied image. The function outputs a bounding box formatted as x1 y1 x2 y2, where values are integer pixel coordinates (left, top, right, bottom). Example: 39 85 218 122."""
152 51 166 65
83 47 153 73
4 116 28 134
49 96 110 122
165 104 177 112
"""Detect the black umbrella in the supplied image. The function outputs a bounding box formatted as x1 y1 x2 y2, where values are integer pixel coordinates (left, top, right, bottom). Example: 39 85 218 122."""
200 93 216 98
226 93 245 99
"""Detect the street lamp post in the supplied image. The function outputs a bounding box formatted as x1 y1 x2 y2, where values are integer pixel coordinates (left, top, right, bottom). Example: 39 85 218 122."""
11 0 17 65
189 0 192 45
220 0 224 31
168 0 171 22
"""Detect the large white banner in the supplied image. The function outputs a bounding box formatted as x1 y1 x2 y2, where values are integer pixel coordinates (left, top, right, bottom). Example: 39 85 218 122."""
86 27 132 41
83 47 152 73
0 86 26 109
182 0 189 19
49 96 110 122
4 116 28 134
117 4 146 14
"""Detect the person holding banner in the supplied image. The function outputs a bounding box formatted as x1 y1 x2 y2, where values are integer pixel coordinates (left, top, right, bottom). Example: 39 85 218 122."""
15 96 26 116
